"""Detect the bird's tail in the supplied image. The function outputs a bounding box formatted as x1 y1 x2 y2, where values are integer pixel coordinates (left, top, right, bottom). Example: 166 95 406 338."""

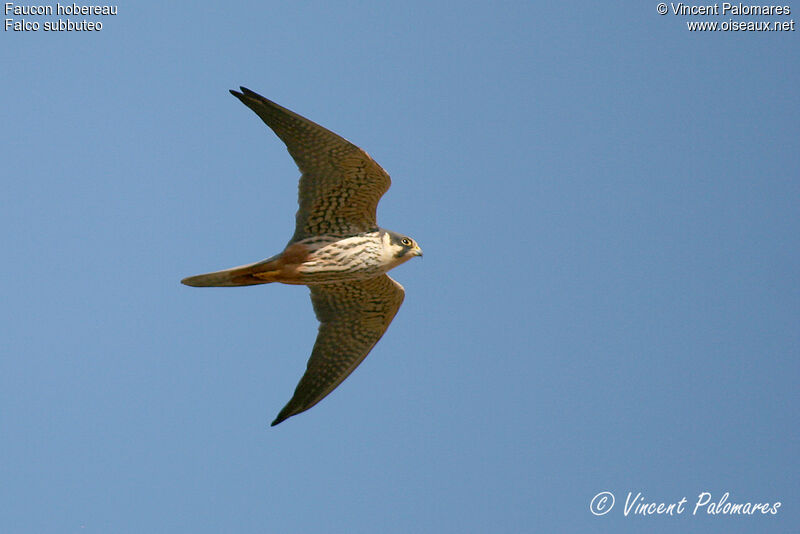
181 255 282 287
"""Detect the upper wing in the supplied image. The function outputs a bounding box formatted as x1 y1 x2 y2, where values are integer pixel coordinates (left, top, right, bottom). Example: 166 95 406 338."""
230 87 392 241
271 274 405 426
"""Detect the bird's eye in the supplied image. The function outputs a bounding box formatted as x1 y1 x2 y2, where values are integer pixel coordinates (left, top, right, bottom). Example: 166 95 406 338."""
401 238 412 246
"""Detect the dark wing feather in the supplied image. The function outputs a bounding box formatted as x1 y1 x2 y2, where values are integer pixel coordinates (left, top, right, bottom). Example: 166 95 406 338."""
230 87 391 241
271 275 405 426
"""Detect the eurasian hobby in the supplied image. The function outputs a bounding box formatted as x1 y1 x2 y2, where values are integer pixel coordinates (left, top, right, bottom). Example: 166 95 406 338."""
182 87 422 426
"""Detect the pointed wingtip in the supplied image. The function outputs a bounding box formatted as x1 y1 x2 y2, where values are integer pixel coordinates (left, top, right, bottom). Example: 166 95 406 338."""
271 405 297 427
270 415 285 427
230 86 256 97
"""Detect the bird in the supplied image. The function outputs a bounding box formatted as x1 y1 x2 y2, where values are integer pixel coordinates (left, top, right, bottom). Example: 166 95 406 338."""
181 87 422 426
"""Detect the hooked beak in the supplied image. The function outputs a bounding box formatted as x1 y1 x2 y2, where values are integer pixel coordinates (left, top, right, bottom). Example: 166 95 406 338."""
412 245 423 257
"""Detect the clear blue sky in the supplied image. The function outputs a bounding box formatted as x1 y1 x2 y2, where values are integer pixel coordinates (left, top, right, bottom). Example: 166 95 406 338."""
2 2 798 532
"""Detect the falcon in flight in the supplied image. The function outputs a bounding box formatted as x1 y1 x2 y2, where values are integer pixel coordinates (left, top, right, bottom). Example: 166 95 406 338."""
182 87 422 426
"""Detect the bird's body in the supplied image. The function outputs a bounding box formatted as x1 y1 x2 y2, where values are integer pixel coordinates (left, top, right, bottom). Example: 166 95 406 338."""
183 229 417 287
182 88 421 426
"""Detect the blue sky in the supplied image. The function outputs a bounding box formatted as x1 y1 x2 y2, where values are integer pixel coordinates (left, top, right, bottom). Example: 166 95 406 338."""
1 2 798 532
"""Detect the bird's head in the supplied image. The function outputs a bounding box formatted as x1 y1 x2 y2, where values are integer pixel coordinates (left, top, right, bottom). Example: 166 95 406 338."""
385 231 423 264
